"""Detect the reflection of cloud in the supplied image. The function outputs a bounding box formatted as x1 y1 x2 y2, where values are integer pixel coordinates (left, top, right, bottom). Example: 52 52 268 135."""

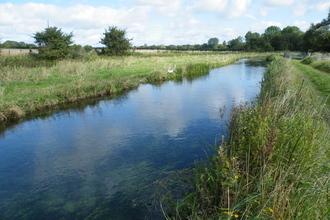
1 59 266 216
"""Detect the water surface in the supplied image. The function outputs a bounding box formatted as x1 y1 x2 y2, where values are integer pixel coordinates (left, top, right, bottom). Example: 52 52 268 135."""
0 59 266 219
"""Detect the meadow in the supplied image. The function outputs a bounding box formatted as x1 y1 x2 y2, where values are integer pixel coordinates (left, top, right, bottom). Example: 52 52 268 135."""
162 56 330 219
0 51 266 121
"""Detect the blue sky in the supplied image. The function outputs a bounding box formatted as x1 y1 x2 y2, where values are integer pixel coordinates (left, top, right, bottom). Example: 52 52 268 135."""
1 0 329 47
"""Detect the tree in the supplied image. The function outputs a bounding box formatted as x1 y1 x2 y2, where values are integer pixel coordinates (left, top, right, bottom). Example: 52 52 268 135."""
32 27 74 60
208 37 219 50
100 26 132 56
228 36 245 51
281 26 304 51
83 45 93 53
303 10 330 52
244 31 273 52
264 26 281 42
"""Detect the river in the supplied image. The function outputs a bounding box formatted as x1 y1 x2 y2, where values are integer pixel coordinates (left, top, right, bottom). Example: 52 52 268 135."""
0 59 266 219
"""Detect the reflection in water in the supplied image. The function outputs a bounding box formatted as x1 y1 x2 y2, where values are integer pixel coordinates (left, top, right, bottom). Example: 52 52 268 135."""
0 59 266 219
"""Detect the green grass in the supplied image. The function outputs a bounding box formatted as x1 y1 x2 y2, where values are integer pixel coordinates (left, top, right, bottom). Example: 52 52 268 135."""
310 59 330 73
0 52 268 121
292 60 330 105
162 57 330 219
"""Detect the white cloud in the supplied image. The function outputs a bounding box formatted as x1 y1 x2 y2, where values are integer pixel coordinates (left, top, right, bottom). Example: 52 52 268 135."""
263 0 297 7
190 0 228 13
250 21 282 33
245 14 257 20
292 3 306 17
310 1 330 12
259 6 275 16
0 3 151 46
226 0 252 19
131 0 184 17
293 20 311 31
189 0 251 19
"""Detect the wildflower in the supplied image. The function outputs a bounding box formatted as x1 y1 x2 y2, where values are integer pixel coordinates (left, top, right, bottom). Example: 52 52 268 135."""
268 208 274 213
234 214 239 218
292 158 296 161
234 176 239 179
262 209 267 212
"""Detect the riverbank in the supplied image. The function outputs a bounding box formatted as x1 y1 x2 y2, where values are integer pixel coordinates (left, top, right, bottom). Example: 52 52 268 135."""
0 52 267 122
166 57 330 219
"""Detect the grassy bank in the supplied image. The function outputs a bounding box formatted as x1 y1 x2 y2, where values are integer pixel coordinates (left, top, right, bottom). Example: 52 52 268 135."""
0 52 266 121
296 58 330 106
164 57 330 219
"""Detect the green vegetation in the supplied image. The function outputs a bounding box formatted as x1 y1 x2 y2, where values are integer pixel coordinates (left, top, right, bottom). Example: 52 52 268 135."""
301 54 330 74
0 52 267 121
32 27 75 60
0 40 36 49
100 26 133 56
162 57 330 219
303 12 330 52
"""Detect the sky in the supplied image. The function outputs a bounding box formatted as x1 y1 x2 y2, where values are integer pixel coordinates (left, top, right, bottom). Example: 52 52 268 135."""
0 0 329 47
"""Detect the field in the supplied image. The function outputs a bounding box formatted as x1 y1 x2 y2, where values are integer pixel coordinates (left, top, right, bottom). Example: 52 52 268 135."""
0 51 267 121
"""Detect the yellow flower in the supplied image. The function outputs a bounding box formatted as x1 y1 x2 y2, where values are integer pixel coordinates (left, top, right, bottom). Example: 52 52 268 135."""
224 211 232 216
234 176 239 179
268 208 274 213
292 158 296 161
234 214 239 218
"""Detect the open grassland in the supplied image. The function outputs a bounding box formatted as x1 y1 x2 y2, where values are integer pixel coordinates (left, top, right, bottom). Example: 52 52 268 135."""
164 57 330 219
0 52 267 121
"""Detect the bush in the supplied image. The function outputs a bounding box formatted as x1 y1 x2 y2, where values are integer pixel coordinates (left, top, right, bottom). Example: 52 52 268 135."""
266 54 276 62
32 27 74 60
301 57 314 64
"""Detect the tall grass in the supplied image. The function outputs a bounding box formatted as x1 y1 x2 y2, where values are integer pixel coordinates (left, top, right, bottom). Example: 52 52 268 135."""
0 52 268 121
164 57 330 219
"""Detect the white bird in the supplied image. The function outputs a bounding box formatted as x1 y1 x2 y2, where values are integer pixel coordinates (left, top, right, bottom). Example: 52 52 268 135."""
168 65 176 73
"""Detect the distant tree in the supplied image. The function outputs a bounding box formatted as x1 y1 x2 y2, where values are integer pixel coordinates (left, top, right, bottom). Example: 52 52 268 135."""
202 43 209 50
167 45 177 50
281 26 304 51
32 27 74 60
193 44 202 50
100 26 132 56
2 40 20 48
208 37 219 50
228 36 245 51
245 31 273 52
264 26 281 42
303 10 330 52
282 26 303 35
1 40 37 49
83 45 93 53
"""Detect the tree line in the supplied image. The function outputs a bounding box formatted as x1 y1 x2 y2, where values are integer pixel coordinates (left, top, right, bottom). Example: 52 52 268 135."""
1 11 329 60
137 11 330 53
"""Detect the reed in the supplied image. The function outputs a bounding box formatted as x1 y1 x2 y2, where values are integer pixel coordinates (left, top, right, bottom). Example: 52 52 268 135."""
165 57 330 219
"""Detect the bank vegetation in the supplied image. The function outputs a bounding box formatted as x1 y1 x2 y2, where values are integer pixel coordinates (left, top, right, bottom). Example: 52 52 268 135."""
162 56 330 219
0 52 268 122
